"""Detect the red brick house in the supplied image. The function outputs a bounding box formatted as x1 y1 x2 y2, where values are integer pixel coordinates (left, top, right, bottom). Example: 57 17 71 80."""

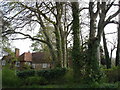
2 48 54 70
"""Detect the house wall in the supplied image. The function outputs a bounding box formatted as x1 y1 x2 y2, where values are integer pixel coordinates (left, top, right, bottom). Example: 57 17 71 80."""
32 63 53 70
24 52 32 62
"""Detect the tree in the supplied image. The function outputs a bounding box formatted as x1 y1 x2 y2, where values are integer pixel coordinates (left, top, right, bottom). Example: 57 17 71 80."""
86 0 101 82
71 2 82 81
1 1 73 68
86 0 120 82
103 30 111 68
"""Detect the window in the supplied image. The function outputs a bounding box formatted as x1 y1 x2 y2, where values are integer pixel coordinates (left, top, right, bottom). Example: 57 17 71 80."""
2 60 6 66
15 62 20 67
25 62 31 66
32 64 35 68
42 63 47 68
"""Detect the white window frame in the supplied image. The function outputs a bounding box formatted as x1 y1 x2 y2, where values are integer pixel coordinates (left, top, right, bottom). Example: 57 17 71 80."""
32 64 36 68
2 60 6 66
25 62 31 66
15 61 20 67
42 63 47 68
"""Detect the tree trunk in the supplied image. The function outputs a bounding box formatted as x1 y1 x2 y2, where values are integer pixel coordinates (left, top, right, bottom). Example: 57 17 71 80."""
54 25 63 67
86 1 101 82
87 38 101 82
71 2 82 82
62 36 67 68
103 31 111 68
37 15 57 67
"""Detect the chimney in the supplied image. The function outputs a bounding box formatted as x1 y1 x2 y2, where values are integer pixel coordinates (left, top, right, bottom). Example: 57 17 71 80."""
15 48 19 57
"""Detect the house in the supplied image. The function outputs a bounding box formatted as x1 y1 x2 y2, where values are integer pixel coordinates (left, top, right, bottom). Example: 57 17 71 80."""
2 48 54 70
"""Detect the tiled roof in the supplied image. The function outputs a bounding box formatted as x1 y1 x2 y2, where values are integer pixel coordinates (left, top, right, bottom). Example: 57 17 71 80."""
19 52 51 63
19 52 32 62
32 52 51 63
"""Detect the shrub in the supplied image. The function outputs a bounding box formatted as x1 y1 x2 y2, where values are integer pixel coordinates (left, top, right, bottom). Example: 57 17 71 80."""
25 76 48 85
37 68 67 81
2 66 21 87
16 68 67 84
63 69 74 83
102 66 120 83
17 70 35 79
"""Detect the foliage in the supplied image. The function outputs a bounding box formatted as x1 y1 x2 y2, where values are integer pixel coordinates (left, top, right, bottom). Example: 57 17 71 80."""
22 64 32 70
17 70 35 79
17 68 67 84
37 68 67 81
63 69 74 83
102 66 120 83
24 76 48 85
71 2 82 82
2 66 21 87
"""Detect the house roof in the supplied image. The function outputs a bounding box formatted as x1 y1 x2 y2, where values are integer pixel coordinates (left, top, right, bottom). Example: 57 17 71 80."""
2 48 52 63
19 52 51 63
32 52 51 63
19 52 32 62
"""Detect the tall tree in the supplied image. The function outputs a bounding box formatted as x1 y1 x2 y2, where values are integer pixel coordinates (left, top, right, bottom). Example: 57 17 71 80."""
1 2 72 68
71 2 81 81
86 0 101 82
86 0 120 82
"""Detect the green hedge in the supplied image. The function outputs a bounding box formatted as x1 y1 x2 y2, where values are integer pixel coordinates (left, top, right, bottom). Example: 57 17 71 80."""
24 76 48 85
17 68 67 80
17 70 35 78
37 68 67 80
102 67 120 83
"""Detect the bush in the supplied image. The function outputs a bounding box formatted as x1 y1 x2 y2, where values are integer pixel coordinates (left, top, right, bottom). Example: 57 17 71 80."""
16 68 67 84
2 66 21 87
25 76 48 85
37 68 67 81
63 69 74 83
17 70 35 79
102 66 120 83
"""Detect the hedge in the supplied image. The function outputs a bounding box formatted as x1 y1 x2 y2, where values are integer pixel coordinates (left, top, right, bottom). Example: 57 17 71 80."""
17 68 67 80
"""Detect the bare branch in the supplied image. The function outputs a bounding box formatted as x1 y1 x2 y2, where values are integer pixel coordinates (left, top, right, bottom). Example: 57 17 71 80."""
79 7 89 12
2 30 49 45
105 1 114 14
105 9 120 26
105 31 117 35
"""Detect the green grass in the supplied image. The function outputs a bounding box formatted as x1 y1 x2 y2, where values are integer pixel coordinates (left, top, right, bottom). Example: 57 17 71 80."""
20 83 119 88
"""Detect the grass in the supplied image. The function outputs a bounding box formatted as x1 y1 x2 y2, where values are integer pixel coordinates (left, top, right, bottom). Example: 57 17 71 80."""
20 82 119 88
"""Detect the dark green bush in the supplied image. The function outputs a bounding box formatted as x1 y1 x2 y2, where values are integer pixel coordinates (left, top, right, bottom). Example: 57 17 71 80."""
63 69 74 83
37 68 67 81
17 70 35 78
103 66 120 83
16 68 67 84
25 76 48 85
